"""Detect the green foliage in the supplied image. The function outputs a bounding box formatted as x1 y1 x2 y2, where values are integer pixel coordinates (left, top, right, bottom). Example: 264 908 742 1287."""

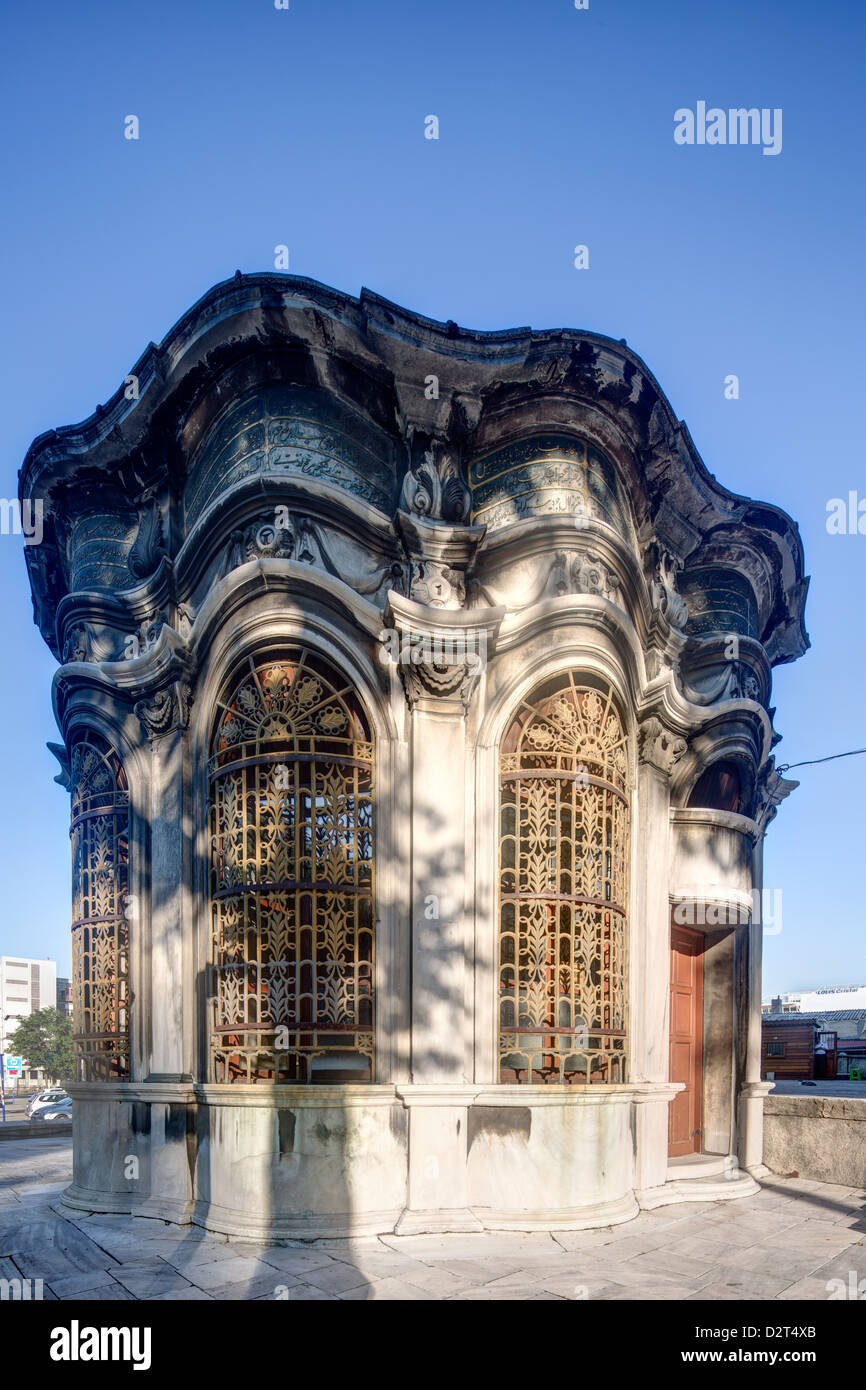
6 1007 74 1083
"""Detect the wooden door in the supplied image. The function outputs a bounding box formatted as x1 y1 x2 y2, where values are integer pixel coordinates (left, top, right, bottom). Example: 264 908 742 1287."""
668 924 704 1157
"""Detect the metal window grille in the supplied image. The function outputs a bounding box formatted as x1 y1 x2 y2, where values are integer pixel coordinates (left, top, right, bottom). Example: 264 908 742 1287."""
499 675 629 1083
209 649 375 1083
70 732 130 1081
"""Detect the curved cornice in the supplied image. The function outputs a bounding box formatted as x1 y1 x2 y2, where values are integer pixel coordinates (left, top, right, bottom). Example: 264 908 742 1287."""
19 271 809 666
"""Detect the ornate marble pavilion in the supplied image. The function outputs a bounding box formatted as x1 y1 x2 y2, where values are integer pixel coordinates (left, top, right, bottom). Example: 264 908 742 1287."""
20 274 809 1238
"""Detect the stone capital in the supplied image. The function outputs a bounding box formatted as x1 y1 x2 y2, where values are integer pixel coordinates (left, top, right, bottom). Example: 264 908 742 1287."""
135 680 193 742
638 714 688 774
399 437 472 526
383 592 504 714
396 509 486 611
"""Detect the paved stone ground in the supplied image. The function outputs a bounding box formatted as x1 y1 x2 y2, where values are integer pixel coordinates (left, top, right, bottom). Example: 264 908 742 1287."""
1 1138 864 1301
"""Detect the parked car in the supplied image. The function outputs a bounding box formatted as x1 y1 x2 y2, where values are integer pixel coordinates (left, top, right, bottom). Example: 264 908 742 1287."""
32 1097 72 1124
26 1088 68 1118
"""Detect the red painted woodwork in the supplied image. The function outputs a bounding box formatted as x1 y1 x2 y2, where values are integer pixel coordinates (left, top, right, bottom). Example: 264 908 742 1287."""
668 924 704 1157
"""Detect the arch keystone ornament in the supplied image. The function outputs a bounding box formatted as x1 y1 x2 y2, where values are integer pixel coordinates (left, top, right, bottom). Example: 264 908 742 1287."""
22 275 808 1238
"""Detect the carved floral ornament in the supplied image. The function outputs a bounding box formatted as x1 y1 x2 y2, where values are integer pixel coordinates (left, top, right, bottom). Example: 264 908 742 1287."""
381 589 495 711
382 622 488 710
555 550 620 604
400 443 471 524
753 758 798 833
216 506 403 600
651 549 689 631
135 681 193 741
407 558 465 608
63 625 90 664
398 647 478 709
638 715 688 774
127 488 166 580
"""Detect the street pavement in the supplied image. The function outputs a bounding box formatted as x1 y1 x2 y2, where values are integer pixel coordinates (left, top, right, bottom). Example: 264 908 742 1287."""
1 1137 864 1301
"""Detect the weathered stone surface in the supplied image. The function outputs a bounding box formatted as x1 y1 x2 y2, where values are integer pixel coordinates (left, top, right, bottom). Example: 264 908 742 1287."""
764 1095 866 1187
20 277 810 1241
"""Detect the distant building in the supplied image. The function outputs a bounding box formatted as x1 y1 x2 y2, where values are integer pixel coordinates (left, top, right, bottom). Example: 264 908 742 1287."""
763 985 866 1015
808 1009 866 1040
761 1008 866 1080
56 977 73 1017
809 1010 866 1079
834 1037 866 1079
0 956 58 1086
761 1015 821 1081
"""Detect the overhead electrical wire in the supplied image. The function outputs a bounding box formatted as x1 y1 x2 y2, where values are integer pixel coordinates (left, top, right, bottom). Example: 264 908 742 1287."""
776 747 866 775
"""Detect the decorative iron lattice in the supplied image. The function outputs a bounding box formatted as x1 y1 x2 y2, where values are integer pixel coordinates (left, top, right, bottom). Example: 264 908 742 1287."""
499 676 629 1083
209 649 375 1083
70 732 130 1081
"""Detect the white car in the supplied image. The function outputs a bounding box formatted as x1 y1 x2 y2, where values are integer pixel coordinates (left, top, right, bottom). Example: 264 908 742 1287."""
34 1098 73 1124
26 1088 68 1118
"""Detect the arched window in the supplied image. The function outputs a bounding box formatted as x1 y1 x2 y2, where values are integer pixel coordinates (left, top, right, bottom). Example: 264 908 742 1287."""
209 649 375 1083
499 675 629 1083
687 760 742 814
70 732 130 1081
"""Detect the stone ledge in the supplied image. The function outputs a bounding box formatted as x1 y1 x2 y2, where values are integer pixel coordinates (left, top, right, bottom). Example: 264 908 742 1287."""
0 1121 72 1141
638 1170 759 1208
764 1095 866 1120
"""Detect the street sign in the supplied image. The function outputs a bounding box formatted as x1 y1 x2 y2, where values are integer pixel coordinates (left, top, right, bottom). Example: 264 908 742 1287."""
5 1057 22 1076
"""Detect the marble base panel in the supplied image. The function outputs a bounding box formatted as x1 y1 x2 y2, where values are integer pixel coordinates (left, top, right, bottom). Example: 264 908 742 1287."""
63 1082 702 1239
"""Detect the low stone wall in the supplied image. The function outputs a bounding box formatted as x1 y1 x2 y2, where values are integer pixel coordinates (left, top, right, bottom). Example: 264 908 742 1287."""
763 1095 866 1187
0 1121 72 1141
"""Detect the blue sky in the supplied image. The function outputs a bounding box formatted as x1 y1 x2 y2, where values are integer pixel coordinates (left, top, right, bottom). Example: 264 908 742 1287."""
0 0 863 994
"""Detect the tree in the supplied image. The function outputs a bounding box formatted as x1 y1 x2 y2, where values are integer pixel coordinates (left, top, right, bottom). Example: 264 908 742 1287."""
6 1008 74 1083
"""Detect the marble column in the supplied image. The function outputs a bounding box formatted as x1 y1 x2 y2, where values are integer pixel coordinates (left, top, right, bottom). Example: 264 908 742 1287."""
632 716 687 1191
738 831 772 1172
134 682 192 1082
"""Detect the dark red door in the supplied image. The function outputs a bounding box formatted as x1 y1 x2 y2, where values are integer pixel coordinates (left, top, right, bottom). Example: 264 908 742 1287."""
668 925 704 1157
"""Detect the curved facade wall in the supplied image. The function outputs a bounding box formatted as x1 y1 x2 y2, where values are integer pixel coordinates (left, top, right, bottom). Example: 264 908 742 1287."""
185 385 398 526
680 566 760 639
469 433 632 538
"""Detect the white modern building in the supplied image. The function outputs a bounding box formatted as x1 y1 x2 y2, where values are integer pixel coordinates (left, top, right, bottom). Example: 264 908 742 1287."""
763 986 866 1015
0 955 58 1086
